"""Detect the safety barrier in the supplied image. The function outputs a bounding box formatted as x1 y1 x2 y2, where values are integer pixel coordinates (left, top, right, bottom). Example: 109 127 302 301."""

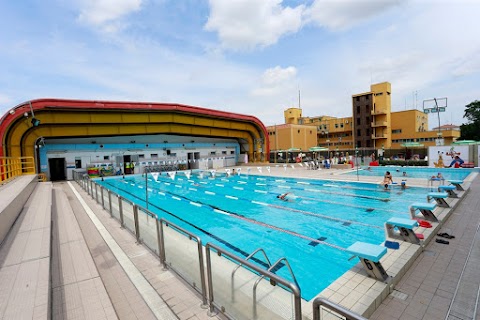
74 174 303 319
0 156 35 184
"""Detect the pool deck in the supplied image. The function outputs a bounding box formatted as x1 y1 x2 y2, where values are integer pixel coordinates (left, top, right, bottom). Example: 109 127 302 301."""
0 166 479 319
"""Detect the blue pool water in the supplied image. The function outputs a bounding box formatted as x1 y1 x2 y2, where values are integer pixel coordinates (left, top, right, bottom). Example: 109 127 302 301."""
345 166 475 180
98 172 439 300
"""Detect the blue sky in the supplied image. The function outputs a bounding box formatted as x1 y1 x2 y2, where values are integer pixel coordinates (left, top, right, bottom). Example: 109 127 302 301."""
1 0 479 127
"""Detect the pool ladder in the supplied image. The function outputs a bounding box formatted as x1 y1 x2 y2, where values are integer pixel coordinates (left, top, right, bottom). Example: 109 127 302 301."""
230 248 299 319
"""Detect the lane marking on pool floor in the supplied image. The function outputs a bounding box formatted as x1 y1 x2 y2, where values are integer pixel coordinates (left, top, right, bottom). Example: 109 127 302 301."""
143 177 388 227
67 181 177 320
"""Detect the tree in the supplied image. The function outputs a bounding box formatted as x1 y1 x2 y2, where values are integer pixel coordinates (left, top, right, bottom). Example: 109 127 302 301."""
460 100 480 141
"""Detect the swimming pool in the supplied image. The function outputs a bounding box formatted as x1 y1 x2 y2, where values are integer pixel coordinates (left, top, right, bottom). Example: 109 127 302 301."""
345 166 476 180
97 171 432 300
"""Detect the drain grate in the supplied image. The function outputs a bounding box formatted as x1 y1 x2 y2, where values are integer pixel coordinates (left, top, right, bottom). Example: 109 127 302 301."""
390 290 408 301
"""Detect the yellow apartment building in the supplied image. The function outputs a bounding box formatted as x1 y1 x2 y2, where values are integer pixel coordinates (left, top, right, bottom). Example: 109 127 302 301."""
266 82 460 154
267 123 317 152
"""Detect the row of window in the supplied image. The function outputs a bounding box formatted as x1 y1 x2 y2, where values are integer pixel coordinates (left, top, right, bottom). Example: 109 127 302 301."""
356 116 371 125
392 137 436 143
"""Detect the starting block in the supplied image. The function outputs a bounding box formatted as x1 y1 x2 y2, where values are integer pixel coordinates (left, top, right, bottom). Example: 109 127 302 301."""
427 192 449 208
410 202 438 222
438 185 458 198
346 241 389 281
385 218 420 244
447 180 464 191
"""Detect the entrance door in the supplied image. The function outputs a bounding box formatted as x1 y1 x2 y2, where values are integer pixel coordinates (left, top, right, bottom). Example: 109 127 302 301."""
49 158 66 181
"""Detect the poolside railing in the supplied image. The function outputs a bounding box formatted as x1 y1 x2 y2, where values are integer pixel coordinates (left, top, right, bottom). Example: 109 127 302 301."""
313 297 367 320
75 174 370 320
206 243 302 320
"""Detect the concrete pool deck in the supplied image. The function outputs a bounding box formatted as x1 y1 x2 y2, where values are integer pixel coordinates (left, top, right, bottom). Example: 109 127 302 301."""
0 166 478 319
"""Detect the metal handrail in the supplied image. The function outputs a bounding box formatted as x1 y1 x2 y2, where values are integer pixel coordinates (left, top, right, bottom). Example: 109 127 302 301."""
206 243 302 320
158 219 208 307
79 178 209 307
231 248 272 302
312 297 367 320
0 156 35 184
252 257 299 319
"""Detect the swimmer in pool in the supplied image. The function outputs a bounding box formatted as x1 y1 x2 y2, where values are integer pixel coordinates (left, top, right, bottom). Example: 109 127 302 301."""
277 192 297 202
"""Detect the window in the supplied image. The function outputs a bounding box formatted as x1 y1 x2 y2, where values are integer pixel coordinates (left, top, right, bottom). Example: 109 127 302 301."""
298 130 300 133
104 156 109 160
222 151 227 155
392 129 402 134
357 117 361 125
230 151 235 155
335 124 338 128
356 96 360 102
366 129 370 136
375 92 383 96
139 154 145 159
310 130 312 134
356 106 360 114
357 129 361 136
151 153 158 158
365 116 370 123
210 151 216 155
340 123 344 128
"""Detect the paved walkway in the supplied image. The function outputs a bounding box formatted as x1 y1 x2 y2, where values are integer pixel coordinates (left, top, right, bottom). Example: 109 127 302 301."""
64 181 215 320
370 175 480 320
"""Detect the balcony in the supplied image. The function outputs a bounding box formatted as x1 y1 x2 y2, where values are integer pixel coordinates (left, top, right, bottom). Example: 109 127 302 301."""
371 134 389 139
371 121 388 127
371 109 387 115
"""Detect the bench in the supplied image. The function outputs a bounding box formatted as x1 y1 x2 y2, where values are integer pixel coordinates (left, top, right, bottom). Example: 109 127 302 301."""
438 185 458 198
447 180 464 191
385 218 420 244
461 162 474 168
409 202 438 222
427 192 449 208
347 241 389 281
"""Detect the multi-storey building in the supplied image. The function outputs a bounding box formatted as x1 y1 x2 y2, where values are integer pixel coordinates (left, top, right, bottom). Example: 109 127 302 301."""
267 82 460 154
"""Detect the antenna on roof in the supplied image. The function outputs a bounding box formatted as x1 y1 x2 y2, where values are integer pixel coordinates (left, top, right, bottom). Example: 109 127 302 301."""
298 89 301 108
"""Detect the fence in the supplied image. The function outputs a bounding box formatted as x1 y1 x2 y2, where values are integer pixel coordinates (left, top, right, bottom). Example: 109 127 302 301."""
0 156 35 184
74 173 366 320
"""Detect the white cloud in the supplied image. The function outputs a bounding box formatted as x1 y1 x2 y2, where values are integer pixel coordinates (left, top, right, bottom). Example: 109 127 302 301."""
262 66 297 85
205 0 304 51
306 0 401 31
452 50 480 77
77 0 142 31
252 66 297 97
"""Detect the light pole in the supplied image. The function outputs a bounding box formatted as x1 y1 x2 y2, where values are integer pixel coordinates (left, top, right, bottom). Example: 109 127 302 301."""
145 171 149 209
325 131 330 160
355 146 359 181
